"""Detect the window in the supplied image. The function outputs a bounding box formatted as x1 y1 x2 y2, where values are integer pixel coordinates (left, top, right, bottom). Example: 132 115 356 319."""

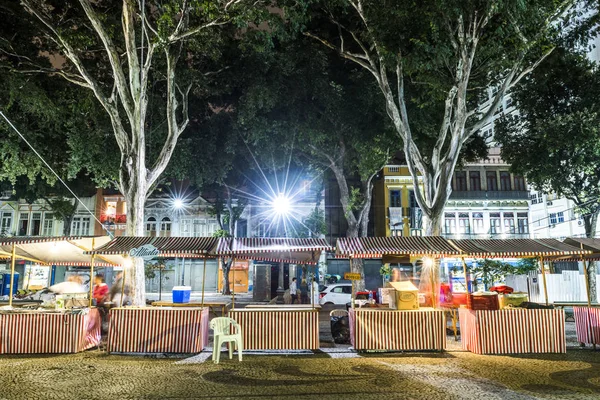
444 213 456 234
18 212 29 236
146 217 157 237
473 212 484 234
105 201 117 217
42 213 54 236
180 219 191 236
0 212 12 235
342 286 352 294
505 97 513 109
71 216 91 236
549 213 557 225
514 175 526 191
390 190 401 208
530 193 539 204
409 190 418 208
469 171 481 191
30 213 42 236
454 171 467 191
332 286 344 293
503 212 515 234
490 213 501 234
160 217 171 237
557 212 565 223
500 172 512 191
458 213 470 234
486 171 498 191
517 213 529 234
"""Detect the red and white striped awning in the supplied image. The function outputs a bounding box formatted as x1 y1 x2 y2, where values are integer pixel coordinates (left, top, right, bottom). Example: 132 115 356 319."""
86 236 219 258
216 238 333 265
336 236 460 258
448 238 590 258
0 236 123 266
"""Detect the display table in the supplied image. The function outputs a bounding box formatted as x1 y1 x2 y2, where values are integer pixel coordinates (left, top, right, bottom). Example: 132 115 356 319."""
348 308 446 351
573 306 600 347
0 308 101 354
459 308 566 354
151 301 230 317
108 307 209 354
228 308 319 350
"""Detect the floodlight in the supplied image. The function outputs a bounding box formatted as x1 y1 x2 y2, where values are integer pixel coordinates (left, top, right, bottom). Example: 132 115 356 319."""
271 194 291 216
173 198 184 209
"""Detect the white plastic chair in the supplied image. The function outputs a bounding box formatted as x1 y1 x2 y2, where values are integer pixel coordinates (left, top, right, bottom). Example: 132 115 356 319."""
210 317 243 364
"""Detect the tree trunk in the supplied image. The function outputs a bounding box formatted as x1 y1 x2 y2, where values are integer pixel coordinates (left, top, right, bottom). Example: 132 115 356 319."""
63 214 74 236
422 212 443 236
125 182 147 306
583 210 599 303
221 258 232 295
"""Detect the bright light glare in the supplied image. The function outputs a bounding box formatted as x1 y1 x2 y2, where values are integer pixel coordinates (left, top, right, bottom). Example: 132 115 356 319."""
271 194 291 215
423 257 434 269
173 198 184 209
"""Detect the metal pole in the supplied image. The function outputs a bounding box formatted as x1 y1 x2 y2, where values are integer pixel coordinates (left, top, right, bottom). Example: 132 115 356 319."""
539 256 549 306
430 259 437 309
201 257 207 307
8 243 16 308
159 265 162 301
350 256 354 309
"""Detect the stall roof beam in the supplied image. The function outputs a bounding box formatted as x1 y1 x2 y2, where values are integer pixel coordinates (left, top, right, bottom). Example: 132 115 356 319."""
448 238 590 258
87 236 219 257
336 236 460 258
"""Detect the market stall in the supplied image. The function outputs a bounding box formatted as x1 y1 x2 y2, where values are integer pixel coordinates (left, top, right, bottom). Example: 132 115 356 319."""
450 238 589 355
217 237 332 351
336 236 460 351
0 236 120 354
562 237 600 348
87 236 218 354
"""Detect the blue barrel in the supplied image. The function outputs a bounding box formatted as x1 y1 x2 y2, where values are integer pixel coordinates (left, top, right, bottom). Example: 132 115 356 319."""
1 272 19 296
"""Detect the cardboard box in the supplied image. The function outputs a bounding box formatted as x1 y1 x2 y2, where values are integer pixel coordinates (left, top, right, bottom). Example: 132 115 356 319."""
467 292 499 310
387 281 419 310
499 293 528 309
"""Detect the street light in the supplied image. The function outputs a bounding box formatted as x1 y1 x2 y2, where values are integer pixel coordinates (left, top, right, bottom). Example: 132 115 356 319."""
271 194 291 216
173 198 184 210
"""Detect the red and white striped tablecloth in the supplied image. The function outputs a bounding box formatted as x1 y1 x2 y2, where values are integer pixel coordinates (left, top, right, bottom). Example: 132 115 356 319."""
228 309 319 350
349 308 446 351
0 308 101 354
108 307 209 353
574 306 600 346
459 308 566 354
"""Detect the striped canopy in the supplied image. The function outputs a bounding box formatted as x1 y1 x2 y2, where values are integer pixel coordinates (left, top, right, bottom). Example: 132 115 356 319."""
0 236 123 266
448 238 590 258
86 236 219 258
216 238 333 265
559 237 600 261
336 236 460 258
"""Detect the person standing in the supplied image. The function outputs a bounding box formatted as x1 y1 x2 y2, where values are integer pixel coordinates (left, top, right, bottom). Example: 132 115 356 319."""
290 277 298 304
92 273 109 306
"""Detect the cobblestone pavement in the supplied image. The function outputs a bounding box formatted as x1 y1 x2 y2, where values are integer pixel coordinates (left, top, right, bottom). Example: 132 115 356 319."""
1 348 599 400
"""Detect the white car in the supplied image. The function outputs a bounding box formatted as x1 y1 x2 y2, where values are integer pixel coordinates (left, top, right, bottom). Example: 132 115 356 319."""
319 283 352 305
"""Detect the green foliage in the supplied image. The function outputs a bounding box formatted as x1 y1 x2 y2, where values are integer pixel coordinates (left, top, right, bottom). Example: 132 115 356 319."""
496 48 600 235
380 264 392 277
212 229 231 238
471 258 539 287
144 259 171 280
304 208 327 237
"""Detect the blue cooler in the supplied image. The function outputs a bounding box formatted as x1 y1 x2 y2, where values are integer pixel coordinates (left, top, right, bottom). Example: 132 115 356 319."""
172 286 191 303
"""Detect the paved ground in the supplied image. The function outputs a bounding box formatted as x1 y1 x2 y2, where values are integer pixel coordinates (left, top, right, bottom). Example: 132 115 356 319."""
1 304 598 399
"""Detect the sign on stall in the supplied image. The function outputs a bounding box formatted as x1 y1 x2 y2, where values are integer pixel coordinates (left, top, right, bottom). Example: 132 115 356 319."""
129 244 160 261
344 272 362 281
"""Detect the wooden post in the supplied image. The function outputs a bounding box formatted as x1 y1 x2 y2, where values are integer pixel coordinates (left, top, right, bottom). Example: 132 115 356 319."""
8 243 16 308
201 257 207 307
88 238 96 307
231 257 236 309
581 256 592 307
350 256 355 309
430 259 437 309
89 255 95 307
539 256 549 306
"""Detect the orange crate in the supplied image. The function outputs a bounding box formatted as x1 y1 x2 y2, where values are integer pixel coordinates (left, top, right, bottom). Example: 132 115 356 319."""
467 293 499 310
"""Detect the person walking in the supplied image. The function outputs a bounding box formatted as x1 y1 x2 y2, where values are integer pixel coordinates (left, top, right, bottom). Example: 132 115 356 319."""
109 271 132 306
92 273 109 306
290 277 298 304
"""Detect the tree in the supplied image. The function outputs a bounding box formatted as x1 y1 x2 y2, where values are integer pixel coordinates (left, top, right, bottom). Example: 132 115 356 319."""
2 0 267 305
496 48 600 300
285 0 592 234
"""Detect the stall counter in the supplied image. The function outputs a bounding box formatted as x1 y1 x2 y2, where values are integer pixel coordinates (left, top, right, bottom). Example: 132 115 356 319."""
0 308 101 354
108 307 209 354
459 308 566 354
574 306 600 347
228 307 319 350
349 307 446 351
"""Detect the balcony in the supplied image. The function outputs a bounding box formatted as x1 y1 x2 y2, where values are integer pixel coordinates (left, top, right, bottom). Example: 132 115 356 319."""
444 233 530 240
388 207 422 229
449 190 528 200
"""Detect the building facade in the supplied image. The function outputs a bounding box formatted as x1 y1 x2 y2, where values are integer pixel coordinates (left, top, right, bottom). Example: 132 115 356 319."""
373 147 530 239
